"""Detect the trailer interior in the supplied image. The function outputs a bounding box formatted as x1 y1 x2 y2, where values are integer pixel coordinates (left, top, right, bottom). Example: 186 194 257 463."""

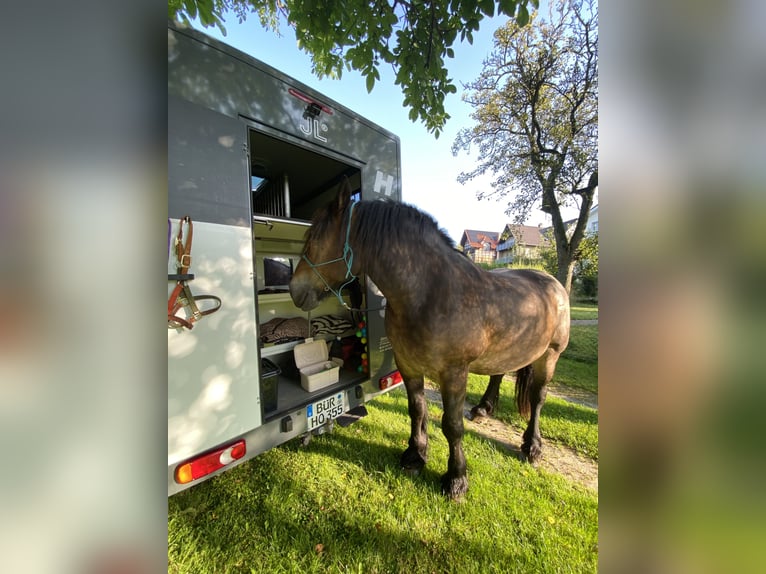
248 128 369 422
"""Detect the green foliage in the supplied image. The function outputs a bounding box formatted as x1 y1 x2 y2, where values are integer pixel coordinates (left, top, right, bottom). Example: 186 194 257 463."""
169 0 537 137
537 228 559 276
574 231 598 299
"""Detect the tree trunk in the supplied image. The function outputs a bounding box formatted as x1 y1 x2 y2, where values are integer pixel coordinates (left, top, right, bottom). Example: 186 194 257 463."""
556 252 575 295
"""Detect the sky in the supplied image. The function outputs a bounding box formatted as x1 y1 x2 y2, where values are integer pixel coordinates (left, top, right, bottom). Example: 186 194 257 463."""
189 7 579 242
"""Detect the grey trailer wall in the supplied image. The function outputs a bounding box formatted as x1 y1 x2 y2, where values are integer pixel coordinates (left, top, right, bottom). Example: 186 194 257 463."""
168 96 249 227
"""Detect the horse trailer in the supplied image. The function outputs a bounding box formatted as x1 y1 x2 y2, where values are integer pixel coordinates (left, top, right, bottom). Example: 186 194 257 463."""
168 22 403 495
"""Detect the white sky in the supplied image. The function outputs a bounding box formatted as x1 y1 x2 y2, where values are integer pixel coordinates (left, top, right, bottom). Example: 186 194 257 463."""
190 6 581 242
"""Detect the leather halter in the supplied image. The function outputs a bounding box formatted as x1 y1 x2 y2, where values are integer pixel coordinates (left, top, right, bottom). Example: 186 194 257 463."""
168 216 222 330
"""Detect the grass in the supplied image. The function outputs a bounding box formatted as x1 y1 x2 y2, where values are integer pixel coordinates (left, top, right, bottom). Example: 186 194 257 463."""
465 374 598 460
556 325 598 395
570 302 598 321
169 389 597 574
168 310 599 574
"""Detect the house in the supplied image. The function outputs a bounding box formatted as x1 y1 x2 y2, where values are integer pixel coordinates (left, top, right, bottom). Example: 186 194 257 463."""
540 203 598 240
459 229 499 264
496 224 550 264
586 204 598 235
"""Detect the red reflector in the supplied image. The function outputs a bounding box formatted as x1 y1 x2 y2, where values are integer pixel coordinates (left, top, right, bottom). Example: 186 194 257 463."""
379 370 403 390
174 440 246 485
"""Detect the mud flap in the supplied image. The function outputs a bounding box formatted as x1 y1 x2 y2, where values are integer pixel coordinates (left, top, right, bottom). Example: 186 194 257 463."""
335 405 369 427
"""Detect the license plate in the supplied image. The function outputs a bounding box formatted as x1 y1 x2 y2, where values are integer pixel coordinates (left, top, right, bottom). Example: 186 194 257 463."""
306 392 346 431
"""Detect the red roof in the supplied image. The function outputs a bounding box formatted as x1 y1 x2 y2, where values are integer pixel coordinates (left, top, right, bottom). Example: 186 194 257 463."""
461 229 499 249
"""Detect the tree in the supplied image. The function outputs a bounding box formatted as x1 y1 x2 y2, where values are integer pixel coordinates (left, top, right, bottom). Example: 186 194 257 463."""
452 0 597 292
574 231 598 299
168 0 537 138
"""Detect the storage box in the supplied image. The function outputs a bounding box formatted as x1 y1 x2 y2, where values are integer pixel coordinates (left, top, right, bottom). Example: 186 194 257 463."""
293 338 343 392
260 358 281 413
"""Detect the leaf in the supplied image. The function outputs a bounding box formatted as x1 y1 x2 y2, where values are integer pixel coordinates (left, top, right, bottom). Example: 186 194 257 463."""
516 4 530 27
444 28 457 46
498 0 517 16
478 0 495 17
366 73 375 93
182 0 197 20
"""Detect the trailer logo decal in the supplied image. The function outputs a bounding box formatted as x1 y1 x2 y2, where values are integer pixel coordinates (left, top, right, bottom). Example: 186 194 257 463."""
374 170 394 196
300 116 328 143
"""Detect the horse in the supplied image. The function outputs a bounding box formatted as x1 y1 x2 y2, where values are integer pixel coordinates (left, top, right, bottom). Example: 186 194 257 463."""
289 181 570 500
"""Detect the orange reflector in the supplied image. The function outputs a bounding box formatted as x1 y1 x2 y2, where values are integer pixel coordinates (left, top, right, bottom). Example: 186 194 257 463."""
379 370 403 390
174 440 246 484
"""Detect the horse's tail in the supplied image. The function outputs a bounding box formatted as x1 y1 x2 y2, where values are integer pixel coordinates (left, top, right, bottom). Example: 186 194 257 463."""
515 365 534 419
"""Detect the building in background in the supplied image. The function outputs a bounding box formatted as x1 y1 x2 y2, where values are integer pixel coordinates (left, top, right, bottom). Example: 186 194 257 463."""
459 229 499 264
496 224 550 264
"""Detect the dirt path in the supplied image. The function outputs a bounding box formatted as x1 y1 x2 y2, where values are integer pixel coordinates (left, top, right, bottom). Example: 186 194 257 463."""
424 384 598 492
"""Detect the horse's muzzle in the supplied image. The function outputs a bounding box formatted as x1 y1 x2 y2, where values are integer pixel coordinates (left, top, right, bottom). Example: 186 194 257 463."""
288 277 321 311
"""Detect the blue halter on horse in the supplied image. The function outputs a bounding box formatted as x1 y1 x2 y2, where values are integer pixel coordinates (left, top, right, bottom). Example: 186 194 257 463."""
300 200 358 309
290 180 570 500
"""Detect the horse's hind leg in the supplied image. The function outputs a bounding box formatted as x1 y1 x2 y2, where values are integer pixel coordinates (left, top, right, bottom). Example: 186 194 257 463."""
520 350 561 462
400 374 429 475
468 373 504 420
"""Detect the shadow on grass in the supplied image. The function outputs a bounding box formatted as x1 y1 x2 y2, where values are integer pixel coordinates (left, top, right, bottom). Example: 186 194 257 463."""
168 428 552 573
169 389 598 573
365 389 527 473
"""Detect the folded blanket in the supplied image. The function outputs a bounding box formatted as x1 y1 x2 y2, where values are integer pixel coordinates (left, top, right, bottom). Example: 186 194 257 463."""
260 315 353 345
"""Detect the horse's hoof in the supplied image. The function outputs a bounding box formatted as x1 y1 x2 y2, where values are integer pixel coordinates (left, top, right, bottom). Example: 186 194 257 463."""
441 474 469 501
400 447 427 475
521 441 543 463
468 402 495 421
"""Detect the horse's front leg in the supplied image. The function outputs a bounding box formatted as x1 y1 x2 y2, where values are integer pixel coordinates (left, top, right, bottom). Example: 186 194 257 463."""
440 368 469 500
400 374 429 475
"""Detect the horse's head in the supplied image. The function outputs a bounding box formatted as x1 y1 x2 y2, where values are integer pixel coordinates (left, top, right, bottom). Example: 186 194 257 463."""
289 179 357 311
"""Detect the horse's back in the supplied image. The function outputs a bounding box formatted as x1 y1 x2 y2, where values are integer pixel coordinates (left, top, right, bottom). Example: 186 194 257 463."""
488 268 569 311
465 267 570 371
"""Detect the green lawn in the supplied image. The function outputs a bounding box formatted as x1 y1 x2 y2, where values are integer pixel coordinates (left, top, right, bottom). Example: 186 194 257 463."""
570 303 598 321
169 388 597 573
556 325 598 395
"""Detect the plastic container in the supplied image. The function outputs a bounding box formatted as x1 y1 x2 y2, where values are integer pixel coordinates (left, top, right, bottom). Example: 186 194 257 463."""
293 338 343 392
260 357 281 413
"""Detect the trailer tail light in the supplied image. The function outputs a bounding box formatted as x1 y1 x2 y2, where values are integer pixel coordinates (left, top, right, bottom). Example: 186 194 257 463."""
379 370 403 390
174 440 246 485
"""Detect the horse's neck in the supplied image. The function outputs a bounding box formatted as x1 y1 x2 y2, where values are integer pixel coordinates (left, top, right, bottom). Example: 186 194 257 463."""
356 242 438 312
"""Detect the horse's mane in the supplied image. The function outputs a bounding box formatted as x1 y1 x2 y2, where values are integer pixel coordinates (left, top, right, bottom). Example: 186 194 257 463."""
351 199 456 261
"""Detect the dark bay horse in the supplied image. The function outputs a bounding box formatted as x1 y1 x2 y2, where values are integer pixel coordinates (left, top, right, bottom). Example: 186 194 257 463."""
289 182 570 500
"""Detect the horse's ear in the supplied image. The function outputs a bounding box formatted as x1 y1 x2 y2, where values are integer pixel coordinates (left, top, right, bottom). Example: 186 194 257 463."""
336 177 352 213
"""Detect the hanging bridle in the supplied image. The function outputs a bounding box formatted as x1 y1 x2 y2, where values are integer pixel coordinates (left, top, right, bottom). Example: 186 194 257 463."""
168 216 222 330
